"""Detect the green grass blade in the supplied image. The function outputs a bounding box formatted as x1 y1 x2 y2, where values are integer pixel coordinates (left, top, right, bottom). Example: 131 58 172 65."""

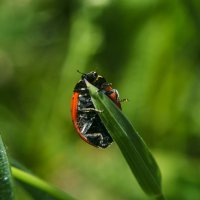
0 136 14 200
86 81 164 198
12 167 77 200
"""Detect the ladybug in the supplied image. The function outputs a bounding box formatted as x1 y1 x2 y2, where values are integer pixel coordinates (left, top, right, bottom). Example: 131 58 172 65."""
71 71 122 148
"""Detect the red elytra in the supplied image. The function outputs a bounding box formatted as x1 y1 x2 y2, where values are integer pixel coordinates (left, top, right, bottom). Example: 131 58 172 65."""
71 91 89 143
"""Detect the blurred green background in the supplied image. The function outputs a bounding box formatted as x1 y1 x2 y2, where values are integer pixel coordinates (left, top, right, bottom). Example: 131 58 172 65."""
0 0 200 199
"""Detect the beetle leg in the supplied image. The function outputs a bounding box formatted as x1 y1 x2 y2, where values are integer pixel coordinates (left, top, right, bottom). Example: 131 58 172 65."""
85 133 104 145
97 83 112 92
85 133 112 148
102 82 112 87
120 98 129 102
80 108 103 113
80 119 94 134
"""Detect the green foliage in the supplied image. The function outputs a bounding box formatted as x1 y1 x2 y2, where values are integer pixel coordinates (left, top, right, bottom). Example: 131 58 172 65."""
12 167 76 200
0 136 76 200
0 0 200 199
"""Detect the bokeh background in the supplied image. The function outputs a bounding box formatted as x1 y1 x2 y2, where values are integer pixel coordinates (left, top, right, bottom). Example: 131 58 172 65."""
0 0 200 199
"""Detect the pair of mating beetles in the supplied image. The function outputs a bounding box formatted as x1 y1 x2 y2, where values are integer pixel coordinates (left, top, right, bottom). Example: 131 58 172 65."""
71 71 123 148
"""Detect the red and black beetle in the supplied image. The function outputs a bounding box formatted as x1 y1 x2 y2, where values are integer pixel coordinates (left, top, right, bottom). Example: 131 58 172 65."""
71 71 122 148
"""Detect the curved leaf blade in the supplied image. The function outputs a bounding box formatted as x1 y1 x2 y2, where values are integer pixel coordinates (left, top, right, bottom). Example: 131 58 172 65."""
12 167 76 200
0 136 14 200
86 81 164 198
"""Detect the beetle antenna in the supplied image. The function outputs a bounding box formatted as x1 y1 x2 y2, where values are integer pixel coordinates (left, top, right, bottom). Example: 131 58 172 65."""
77 70 86 75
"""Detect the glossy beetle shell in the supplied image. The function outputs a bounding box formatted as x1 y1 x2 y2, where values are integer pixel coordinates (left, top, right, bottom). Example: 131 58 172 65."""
71 71 121 148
